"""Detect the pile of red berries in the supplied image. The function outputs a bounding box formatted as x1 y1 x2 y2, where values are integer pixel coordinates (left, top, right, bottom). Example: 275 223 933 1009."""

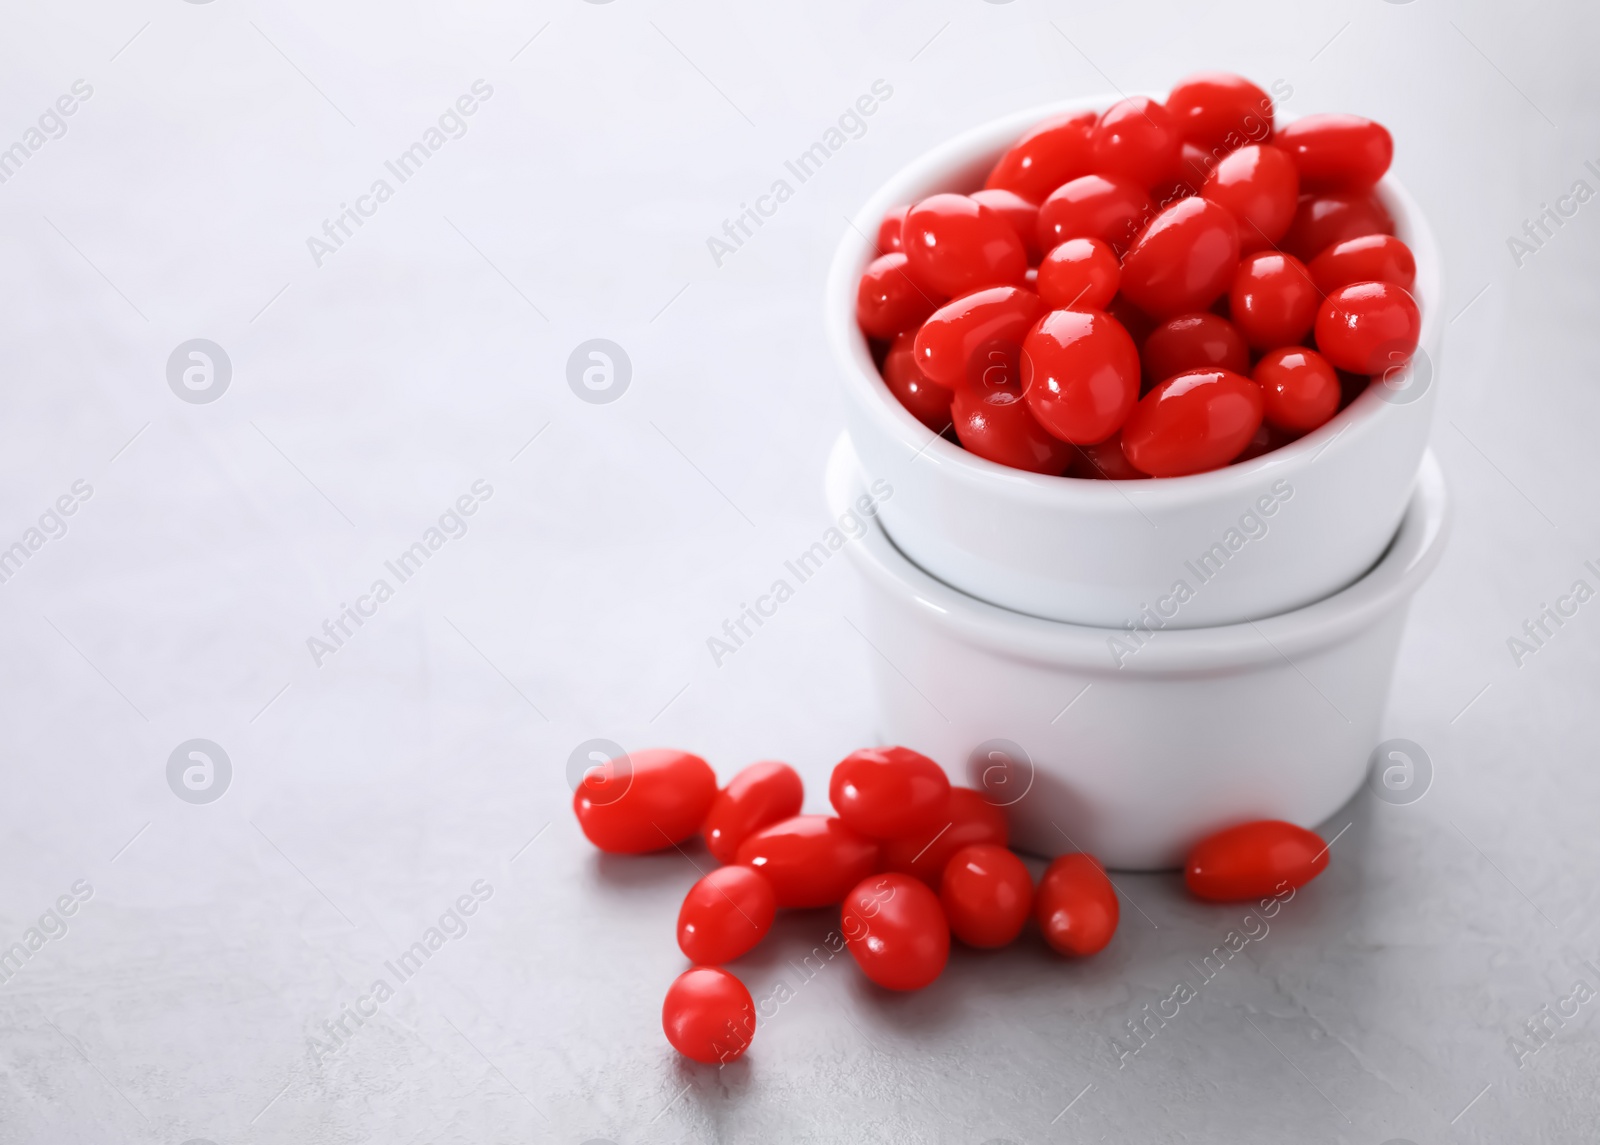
856 73 1422 478
573 745 1332 1064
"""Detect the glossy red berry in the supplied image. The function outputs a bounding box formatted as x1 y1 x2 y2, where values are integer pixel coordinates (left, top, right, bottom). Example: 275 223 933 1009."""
903 193 1027 298
1071 434 1149 480
1314 281 1421 374
1200 143 1299 253
971 187 1043 261
573 748 717 855
983 109 1098 204
1091 96 1183 189
1308 233 1416 294
1338 368 1370 410
882 331 955 434
1165 72 1275 152
842 873 950 990
677 865 777 965
735 816 878 909
1178 141 1220 188
877 205 908 253
880 787 1009 886
1234 419 1293 463
1119 197 1241 320
1035 174 1152 257
1185 819 1329 901
940 844 1033 949
829 746 951 839
1035 853 1118 957
913 286 1046 390
1035 237 1120 311
1149 174 1201 210
1020 309 1141 445
1281 189 1394 262
856 252 937 340
1122 368 1264 477
662 967 755 1064
1106 294 1156 345
1141 312 1250 387
1274 114 1393 192
951 383 1076 474
1229 251 1320 350
702 761 804 865
1253 347 1340 434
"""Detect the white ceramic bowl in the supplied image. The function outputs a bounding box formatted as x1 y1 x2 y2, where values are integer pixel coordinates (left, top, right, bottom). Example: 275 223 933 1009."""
828 97 1442 629
828 433 1449 870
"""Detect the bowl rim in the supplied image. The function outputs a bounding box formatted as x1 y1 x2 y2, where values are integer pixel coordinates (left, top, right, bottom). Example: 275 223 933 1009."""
825 95 1443 512
830 432 1450 673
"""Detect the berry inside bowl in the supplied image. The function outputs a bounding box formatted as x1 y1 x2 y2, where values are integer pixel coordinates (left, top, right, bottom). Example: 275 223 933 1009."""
827 93 1441 629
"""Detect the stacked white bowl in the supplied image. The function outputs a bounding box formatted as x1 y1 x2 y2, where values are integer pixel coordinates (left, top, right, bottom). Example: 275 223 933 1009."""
826 99 1448 870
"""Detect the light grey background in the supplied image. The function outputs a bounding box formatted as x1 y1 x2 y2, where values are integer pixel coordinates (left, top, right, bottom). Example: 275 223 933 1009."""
1 1 1596 1142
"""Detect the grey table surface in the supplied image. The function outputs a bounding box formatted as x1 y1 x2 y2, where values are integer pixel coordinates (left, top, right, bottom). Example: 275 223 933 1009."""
1 1 1597 1142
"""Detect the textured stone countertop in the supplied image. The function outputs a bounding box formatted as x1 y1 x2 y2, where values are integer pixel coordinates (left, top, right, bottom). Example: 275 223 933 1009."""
1 1 1596 1142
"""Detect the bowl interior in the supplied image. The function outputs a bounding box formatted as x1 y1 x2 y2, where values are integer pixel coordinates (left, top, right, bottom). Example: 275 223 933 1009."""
826 96 1442 510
